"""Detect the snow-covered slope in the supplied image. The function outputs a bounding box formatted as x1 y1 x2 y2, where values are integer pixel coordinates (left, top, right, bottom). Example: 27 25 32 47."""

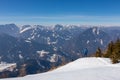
53 57 111 72
0 63 16 72
2 57 120 80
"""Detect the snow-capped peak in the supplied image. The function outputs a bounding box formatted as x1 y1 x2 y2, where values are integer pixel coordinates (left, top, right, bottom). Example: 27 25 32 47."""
92 27 100 35
20 27 33 33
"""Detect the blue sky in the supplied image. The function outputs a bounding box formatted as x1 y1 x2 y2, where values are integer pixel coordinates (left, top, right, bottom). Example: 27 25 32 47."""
0 0 120 25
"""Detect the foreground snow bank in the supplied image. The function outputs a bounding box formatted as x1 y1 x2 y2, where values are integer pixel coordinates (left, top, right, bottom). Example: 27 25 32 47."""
53 57 111 72
2 57 120 80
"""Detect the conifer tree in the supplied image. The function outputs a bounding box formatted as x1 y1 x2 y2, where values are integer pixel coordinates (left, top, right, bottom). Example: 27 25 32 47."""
110 38 120 63
103 41 114 58
95 47 102 57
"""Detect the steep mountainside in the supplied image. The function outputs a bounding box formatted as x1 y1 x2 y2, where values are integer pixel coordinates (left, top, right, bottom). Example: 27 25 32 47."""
0 24 19 37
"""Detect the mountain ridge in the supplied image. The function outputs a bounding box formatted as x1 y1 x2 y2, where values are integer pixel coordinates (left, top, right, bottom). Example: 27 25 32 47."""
0 24 120 78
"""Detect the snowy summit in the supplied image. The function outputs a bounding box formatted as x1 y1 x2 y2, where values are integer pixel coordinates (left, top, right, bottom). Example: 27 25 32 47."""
3 57 120 80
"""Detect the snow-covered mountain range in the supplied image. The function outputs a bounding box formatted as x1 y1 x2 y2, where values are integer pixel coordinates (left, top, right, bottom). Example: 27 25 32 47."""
0 24 120 78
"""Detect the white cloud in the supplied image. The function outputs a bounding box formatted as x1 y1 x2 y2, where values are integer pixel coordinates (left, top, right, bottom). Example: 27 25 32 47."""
0 15 120 26
1 15 120 20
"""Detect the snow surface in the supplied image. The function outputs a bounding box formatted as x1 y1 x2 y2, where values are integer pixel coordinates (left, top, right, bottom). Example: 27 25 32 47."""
92 28 96 34
86 40 90 44
100 39 103 45
36 50 49 57
2 57 120 80
20 27 32 33
19 54 23 59
0 63 16 72
49 54 59 62
92 27 100 35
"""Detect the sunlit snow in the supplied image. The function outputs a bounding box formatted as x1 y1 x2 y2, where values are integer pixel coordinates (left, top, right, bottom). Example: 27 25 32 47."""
2 57 120 80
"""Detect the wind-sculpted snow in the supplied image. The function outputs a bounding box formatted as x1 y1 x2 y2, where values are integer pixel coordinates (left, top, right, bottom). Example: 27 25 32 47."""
3 57 120 80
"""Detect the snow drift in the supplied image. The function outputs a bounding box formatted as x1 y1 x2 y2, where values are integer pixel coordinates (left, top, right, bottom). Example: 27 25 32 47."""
2 57 120 80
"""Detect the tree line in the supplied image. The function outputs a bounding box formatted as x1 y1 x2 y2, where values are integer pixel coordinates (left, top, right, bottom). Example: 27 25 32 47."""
95 38 120 63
